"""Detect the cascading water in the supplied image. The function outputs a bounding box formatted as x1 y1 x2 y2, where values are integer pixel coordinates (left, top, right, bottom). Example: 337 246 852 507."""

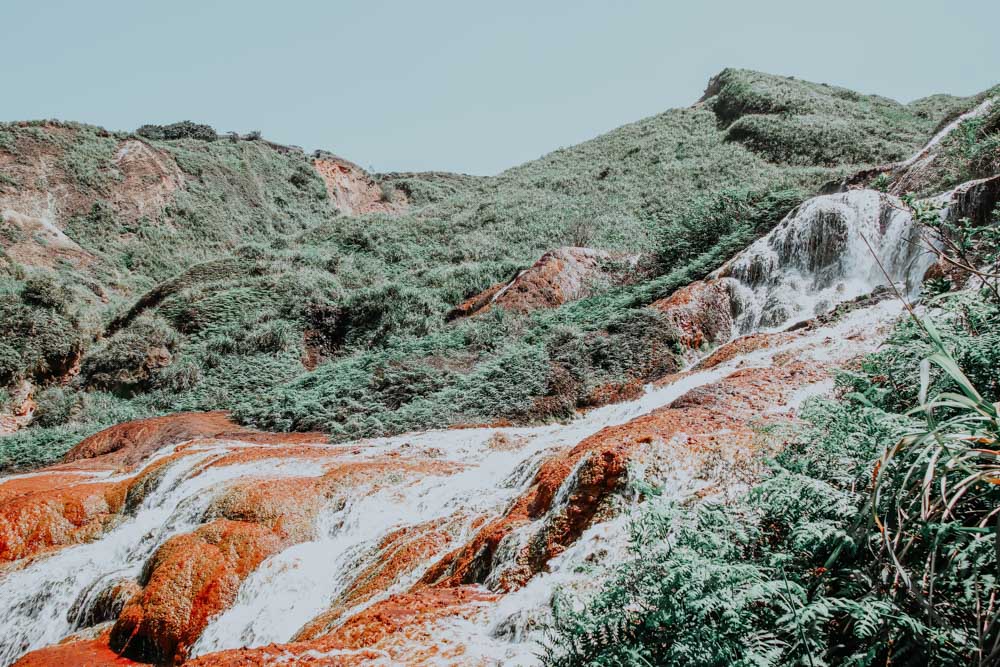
0 449 329 665
715 189 936 333
0 185 944 665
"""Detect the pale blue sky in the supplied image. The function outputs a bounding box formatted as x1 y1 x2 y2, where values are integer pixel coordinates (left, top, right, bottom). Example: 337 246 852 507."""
2 1 997 174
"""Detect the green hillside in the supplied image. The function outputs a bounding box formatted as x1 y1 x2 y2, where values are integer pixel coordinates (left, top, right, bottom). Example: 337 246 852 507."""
0 69 982 470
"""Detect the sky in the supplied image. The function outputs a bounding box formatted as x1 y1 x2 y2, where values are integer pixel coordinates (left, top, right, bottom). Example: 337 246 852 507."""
2 1 998 175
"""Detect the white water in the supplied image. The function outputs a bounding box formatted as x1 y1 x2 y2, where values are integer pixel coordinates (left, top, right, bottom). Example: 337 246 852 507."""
715 189 935 333
0 183 947 665
899 97 995 168
0 446 328 665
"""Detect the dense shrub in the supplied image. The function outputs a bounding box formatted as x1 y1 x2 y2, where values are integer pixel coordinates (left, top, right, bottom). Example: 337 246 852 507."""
136 121 217 141
21 274 70 312
79 316 180 393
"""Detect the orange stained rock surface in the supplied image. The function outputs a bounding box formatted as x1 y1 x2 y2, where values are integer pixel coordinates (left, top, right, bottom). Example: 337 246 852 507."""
295 517 460 641
184 587 498 667
62 411 270 472
650 278 734 350
110 519 288 664
693 332 793 370
0 412 329 566
13 628 140 667
448 247 635 319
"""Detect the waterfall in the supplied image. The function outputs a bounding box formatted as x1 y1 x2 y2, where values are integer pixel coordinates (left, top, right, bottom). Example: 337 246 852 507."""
714 189 935 334
0 450 328 665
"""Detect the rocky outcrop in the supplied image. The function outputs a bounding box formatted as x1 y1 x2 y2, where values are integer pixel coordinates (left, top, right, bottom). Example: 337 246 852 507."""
313 153 407 215
110 519 288 664
448 247 640 319
650 279 735 351
0 474 128 563
0 128 184 271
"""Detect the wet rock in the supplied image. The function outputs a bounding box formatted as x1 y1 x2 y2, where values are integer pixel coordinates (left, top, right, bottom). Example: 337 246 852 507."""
13 627 139 666
185 587 497 667
70 577 143 629
110 519 286 664
0 476 127 563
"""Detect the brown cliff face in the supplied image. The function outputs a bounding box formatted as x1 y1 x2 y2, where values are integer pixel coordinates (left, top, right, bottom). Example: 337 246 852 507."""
313 155 408 215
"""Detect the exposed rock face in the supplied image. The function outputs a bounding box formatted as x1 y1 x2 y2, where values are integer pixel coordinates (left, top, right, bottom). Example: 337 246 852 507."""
13 627 139 667
0 474 128 563
185 587 498 666
449 247 640 319
110 519 288 664
651 279 735 351
107 139 186 223
313 154 407 215
63 412 247 471
0 129 183 270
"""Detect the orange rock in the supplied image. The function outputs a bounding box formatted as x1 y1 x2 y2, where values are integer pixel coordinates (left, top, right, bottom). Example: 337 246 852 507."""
62 412 246 472
13 628 138 667
651 279 734 350
448 247 638 319
185 587 497 666
110 519 286 664
296 518 457 641
0 476 127 563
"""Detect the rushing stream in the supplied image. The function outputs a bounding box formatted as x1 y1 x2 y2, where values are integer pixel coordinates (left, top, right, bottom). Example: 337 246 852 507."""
0 187 944 665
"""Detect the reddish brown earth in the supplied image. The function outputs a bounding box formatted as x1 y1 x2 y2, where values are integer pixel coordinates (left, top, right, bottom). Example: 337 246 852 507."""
13 628 139 667
448 247 639 319
0 126 184 271
313 154 407 216
650 279 734 350
7 312 888 666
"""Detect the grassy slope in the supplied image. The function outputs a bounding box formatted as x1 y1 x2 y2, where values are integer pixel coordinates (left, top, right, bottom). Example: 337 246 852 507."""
0 69 974 470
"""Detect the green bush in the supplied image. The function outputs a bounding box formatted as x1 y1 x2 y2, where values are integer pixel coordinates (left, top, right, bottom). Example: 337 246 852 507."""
80 316 180 393
21 274 70 312
136 121 217 141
